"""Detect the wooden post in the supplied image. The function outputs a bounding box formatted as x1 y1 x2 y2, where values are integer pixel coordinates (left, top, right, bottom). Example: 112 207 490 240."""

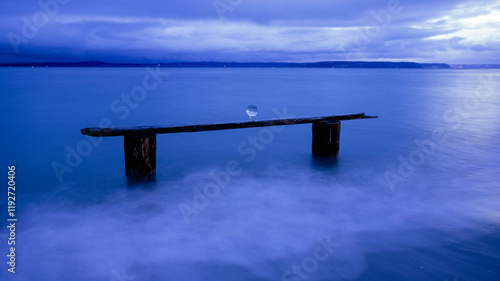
312 121 341 158
124 135 156 182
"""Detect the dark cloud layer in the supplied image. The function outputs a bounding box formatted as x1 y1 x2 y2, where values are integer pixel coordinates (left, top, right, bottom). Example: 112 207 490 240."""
1 0 499 63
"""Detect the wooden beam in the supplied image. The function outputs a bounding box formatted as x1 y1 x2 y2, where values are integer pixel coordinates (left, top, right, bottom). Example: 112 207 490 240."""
81 113 377 137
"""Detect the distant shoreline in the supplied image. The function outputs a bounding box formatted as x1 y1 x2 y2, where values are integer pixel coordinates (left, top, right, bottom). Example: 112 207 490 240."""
0 61 499 69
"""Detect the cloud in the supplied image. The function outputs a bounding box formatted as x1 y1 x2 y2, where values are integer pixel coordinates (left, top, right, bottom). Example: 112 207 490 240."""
1 0 499 63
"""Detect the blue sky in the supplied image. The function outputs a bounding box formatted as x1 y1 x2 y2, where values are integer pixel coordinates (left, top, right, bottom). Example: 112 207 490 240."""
1 0 499 63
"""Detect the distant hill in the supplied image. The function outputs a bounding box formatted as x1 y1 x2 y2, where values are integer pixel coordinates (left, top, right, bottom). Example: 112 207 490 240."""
0 61 452 69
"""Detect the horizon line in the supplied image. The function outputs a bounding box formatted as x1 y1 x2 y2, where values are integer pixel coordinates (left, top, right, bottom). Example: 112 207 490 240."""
1 61 499 69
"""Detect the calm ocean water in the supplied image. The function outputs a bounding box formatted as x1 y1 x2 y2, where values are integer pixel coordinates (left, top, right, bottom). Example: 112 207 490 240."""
0 67 499 280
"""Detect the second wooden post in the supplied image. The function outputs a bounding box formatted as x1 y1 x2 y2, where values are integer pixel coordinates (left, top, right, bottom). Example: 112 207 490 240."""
312 121 341 158
124 134 156 182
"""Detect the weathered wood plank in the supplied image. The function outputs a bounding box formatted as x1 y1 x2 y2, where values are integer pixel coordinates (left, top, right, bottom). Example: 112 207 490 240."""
81 113 377 137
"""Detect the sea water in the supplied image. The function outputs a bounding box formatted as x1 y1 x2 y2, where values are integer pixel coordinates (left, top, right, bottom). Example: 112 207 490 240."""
0 67 499 280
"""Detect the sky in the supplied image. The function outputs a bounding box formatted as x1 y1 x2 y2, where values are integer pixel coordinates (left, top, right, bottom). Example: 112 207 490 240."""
1 0 499 64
